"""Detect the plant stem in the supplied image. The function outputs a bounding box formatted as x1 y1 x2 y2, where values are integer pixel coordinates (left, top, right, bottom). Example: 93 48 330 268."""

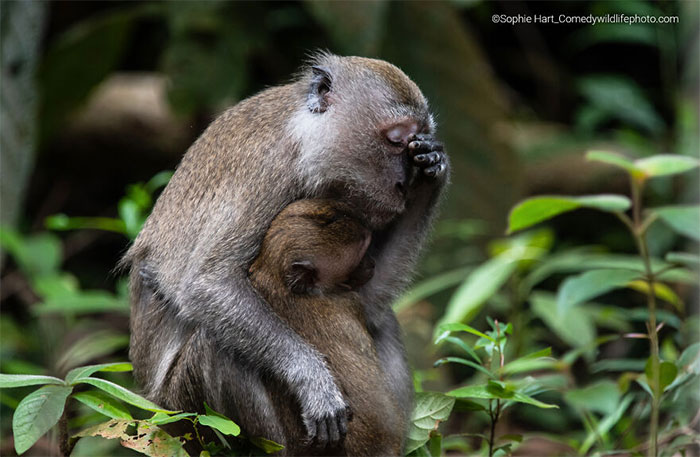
488 399 501 457
488 322 504 457
193 419 206 449
58 409 76 457
630 179 660 457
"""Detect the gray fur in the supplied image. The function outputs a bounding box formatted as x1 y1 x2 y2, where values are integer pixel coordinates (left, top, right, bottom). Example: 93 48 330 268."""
123 53 449 453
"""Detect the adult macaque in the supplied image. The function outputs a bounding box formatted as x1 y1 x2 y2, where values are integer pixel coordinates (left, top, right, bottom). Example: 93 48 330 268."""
123 52 449 452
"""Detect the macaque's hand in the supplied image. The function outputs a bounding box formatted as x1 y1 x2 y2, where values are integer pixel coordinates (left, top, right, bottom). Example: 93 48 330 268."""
300 382 351 449
408 133 447 179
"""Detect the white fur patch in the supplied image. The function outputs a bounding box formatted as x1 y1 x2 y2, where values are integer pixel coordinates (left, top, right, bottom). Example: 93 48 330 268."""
152 335 180 390
287 107 336 193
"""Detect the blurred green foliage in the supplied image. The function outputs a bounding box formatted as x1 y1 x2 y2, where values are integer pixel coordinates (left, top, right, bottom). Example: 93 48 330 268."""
1 0 699 456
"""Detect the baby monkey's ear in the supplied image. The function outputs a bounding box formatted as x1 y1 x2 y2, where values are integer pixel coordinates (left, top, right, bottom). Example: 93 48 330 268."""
286 260 318 295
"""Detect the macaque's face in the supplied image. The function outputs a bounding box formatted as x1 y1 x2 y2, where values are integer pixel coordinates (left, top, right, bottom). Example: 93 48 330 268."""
293 56 434 229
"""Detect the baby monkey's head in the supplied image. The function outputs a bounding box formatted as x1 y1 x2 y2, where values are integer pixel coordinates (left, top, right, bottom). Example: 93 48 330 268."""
251 199 374 295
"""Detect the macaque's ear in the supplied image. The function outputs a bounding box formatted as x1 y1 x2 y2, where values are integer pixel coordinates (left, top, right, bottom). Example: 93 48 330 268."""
307 66 332 114
286 260 318 295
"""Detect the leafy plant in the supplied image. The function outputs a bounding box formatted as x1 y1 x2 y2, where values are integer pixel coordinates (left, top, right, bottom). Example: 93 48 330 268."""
430 320 559 457
508 151 699 456
45 171 173 240
0 362 283 456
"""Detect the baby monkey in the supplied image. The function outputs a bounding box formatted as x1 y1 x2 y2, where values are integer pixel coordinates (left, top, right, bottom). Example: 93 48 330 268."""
248 199 405 456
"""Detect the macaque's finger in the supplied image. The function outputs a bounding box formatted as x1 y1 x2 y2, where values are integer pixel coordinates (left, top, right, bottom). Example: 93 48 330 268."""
408 139 444 156
304 418 317 443
413 151 442 167
327 416 341 447
425 162 447 178
337 411 348 438
316 419 329 447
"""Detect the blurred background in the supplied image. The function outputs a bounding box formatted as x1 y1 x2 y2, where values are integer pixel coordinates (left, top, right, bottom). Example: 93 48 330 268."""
1 1 698 456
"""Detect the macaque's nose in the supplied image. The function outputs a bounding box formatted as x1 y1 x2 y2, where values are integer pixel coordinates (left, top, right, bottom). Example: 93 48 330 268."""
384 121 418 150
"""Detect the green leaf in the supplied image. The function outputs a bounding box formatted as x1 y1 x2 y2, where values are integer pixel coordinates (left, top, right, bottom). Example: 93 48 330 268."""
564 380 620 416
586 151 699 181
508 195 631 234
531 292 596 349
118 199 146 239
453 398 486 412
561 335 620 366
521 249 691 294
73 390 133 420
520 347 553 360
586 151 644 179
666 252 700 268
145 171 174 194
31 273 79 299
0 229 62 278
502 348 556 375
658 361 679 392
44 215 126 234
653 205 700 241
436 323 494 342
428 432 442 457
579 395 633 454
577 75 664 135
501 358 558 376
65 362 133 385
34 291 129 315
75 377 176 413
438 336 482 364
394 266 472 313
626 280 683 312
556 269 640 313
592 358 647 373
434 357 495 379
198 403 240 436
493 444 513 457
447 384 558 409
498 434 523 443
437 247 539 329
149 412 196 425
404 392 455 454
635 155 700 178
13 385 73 454
0 374 65 389
250 436 285 453
56 331 130 372
678 343 700 375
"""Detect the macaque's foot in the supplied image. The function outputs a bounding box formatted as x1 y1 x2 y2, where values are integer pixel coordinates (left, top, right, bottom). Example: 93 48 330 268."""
408 133 447 178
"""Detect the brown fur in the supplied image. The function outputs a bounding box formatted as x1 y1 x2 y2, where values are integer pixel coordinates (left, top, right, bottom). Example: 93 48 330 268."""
248 199 404 455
